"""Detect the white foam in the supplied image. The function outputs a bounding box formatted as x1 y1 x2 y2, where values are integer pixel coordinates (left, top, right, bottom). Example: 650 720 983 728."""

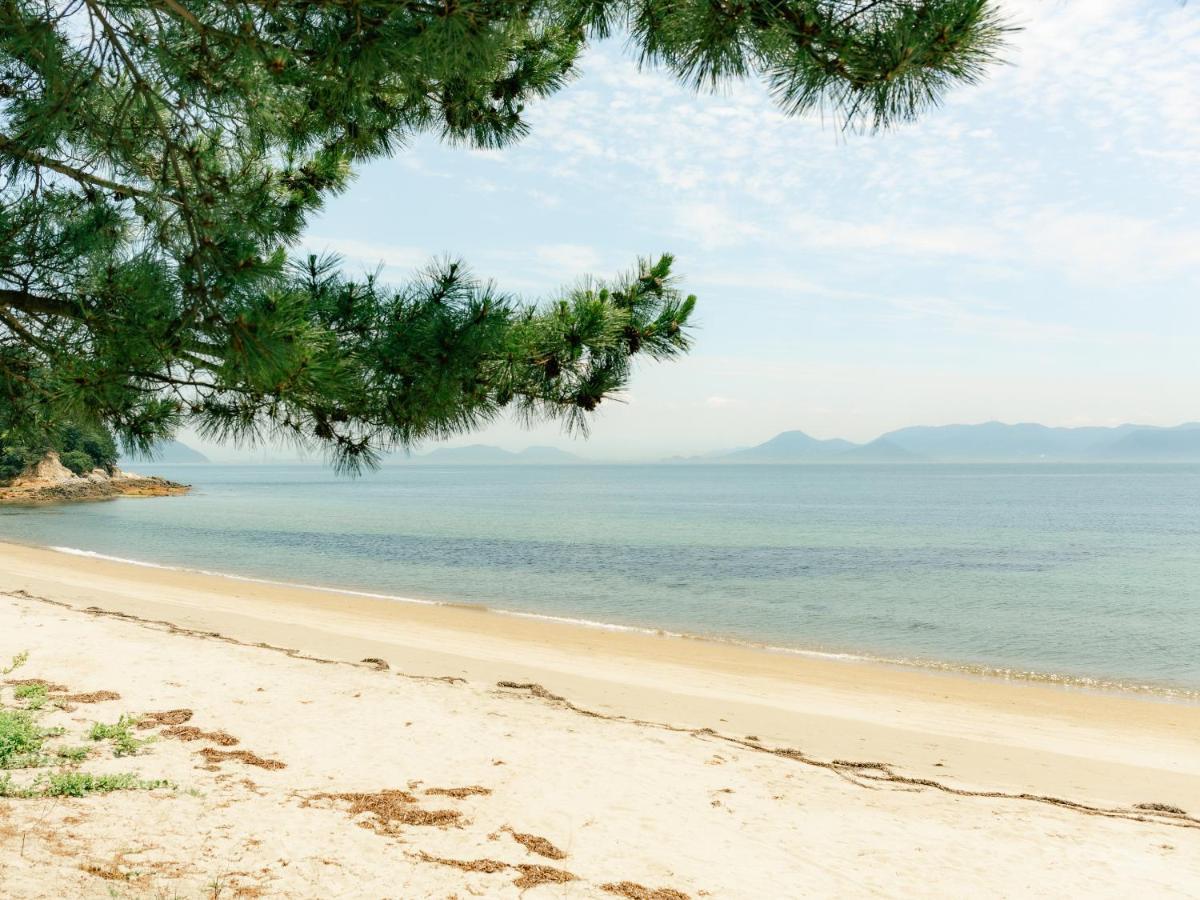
490 606 663 635
49 546 443 607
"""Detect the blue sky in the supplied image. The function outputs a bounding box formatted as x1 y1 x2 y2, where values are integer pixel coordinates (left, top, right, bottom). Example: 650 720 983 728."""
204 1 1200 461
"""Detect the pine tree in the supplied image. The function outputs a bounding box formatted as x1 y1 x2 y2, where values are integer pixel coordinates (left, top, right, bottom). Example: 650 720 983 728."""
0 1 1008 470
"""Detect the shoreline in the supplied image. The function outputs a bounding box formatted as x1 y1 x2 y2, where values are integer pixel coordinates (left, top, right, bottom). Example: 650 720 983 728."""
36 541 1200 704
3 538 1199 895
2 539 1199 813
3 589 1196 897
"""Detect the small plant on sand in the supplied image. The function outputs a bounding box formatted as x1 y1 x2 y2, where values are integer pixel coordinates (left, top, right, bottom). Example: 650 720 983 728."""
0 708 49 768
42 771 169 797
13 681 49 710
90 715 153 758
1 705 88 768
0 771 169 798
0 655 172 797
55 744 91 763
1 650 28 675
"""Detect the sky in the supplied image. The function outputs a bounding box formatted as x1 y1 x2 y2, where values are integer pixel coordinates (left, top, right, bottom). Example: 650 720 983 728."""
197 0 1200 462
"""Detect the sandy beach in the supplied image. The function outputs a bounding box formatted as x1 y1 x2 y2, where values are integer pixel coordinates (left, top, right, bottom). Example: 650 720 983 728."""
0 539 1197 898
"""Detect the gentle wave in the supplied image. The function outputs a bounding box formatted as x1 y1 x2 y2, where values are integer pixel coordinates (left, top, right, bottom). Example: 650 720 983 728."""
49 545 442 606
47 544 1200 703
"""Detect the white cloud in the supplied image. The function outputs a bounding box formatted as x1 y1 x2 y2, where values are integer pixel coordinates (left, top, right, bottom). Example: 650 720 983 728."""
991 0 1200 162
783 213 997 258
678 202 1200 287
878 293 1086 343
674 202 766 250
299 2 1200 449
533 243 604 275
689 269 823 295
529 189 561 208
302 237 426 272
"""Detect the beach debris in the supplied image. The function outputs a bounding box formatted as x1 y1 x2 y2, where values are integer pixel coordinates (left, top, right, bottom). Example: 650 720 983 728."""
496 681 564 702
360 657 390 670
500 824 567 860
305 790 460 832
1135 802 1189 816
162 725 239 746
425 785 492 798
80 861 136 883
138 709 193 728
198 747 285 770
62 690 121 703
398 671 467 685
601 881 691 900
513 864 576 889
414 853 577 890
415 852 509 874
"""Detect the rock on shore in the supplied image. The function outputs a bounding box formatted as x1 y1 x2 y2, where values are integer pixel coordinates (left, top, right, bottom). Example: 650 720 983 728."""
0 451 189 504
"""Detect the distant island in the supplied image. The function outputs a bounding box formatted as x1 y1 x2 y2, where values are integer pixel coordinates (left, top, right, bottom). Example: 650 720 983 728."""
129 423 1200 467
119 439 210 465
682 421 1200 464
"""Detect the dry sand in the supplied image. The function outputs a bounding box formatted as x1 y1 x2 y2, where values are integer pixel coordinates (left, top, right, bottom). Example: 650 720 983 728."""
0 540 1196 898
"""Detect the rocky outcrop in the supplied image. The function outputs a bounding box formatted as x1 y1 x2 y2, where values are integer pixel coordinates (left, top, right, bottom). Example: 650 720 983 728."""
16 452 77 485
0 451 189 504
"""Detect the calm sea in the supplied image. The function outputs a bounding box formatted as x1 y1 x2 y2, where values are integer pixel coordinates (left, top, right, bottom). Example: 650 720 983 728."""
2 463 1199 695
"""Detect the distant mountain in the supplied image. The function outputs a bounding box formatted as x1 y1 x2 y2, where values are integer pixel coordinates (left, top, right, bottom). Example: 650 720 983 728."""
1094 424 1200 460
880 421 1200 461
879 421 1140 460
837 437 918 461
121 439 209 464
722 430 855 462
403 444 582 465
704 422 1200 464
516 445 581 463
417 444 513 464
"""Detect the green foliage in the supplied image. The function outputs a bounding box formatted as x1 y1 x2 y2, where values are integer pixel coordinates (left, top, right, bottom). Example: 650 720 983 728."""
1 650 28 675
54 744 91 763
0 443 39 483
57 422 119 470
58 449 95 476
89 715 151 757
0 420 117 482
0 1 1008 468
0 708 45 768
12 681 48 709
41 771 164 797
0 770 170 798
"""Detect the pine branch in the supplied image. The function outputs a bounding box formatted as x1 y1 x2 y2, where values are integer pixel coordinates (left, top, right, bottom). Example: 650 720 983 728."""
0 137 173 205
0 0 1009 464
0 288 83 320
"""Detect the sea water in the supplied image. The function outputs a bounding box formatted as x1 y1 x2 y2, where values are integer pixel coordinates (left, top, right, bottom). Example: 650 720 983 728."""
2 463 1198 695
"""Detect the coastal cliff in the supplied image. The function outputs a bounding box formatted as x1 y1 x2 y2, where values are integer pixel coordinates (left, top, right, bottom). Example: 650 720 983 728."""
0 451 188 504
